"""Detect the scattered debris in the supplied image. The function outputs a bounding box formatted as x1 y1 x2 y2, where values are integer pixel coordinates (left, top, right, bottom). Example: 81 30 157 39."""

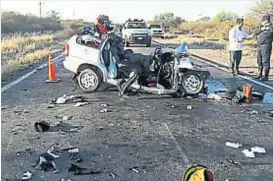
21 171 32 180
227 159 242 166
75 102 90 107
263 110 273 118
108 123 115 127
100 108 114 113
35 147 60 172
161 142 168 146
68 163 102 175
131 168 140 173
55 95 87 104
186 105 192 110
34 121 50 132
47 104 56 109
63 116 73 121
251 146 266 153
109 172 116 178
101 103 109 108
96 126 106 131
225 142 242 149
242 149 255 158
128 166 147 173
249 110 258 115
68 148 79 154
208 93 222 101
1 106 8 110
56 95 67 104
251 91 264 100
68 148 82 162
23 109 30 113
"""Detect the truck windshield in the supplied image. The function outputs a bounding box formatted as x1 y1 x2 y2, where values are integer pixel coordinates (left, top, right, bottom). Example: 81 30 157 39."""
150 25 161 29
127 23 147 29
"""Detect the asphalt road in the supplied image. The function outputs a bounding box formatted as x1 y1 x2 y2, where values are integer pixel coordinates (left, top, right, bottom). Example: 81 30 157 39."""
1 43 273 181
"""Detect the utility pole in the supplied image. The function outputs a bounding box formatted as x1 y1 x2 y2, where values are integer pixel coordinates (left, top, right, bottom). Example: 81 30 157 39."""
73 10 75 20
39 0 42 18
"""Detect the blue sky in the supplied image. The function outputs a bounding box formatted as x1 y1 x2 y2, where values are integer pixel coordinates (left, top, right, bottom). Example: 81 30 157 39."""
1 0 259 23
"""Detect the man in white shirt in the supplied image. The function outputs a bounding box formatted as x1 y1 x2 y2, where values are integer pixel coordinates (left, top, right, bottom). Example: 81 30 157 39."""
229 18 254 75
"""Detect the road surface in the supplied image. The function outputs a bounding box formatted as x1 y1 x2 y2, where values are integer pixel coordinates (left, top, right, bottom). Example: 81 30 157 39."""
1 43 273 181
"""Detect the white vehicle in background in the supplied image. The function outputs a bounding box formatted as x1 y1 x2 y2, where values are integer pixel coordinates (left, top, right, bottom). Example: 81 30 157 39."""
148 23 165 39
122 19 152 47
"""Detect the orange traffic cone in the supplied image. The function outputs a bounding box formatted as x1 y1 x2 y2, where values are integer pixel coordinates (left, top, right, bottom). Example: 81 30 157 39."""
45 55 60 83
243 84 252 103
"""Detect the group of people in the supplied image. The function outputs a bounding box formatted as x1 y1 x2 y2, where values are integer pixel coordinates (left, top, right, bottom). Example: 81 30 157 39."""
228 14 273 81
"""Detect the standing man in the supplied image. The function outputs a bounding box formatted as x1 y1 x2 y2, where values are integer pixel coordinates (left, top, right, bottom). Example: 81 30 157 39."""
254 14 273 81
229 18 254 75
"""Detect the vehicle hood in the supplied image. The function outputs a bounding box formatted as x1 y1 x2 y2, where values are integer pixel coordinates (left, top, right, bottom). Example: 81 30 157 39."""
151 28 163 31
126 29 149 34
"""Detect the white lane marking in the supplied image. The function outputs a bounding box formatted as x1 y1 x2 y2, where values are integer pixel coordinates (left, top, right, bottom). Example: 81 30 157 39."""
163 123 190 166
193 55 273 91
1 53 64 93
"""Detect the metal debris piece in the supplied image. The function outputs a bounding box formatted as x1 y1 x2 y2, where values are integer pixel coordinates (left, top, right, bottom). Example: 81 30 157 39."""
68 148 79 154
100 108 114 113
242 149 255 158
62 116 73 121
21 171 32 180
75 102 90 107
109 172 116 178
225 142 242 149
249 110 258 115
186 105 192 110
251 146 266 153
131 168 139 173
56 94 87 104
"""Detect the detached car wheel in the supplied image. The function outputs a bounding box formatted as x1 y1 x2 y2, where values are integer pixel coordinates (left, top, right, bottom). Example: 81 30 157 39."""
78 69 102 93
181 72 205 95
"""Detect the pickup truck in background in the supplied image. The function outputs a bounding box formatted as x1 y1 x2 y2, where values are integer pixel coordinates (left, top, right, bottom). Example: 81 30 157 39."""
148 23 165 39
122 19 152 47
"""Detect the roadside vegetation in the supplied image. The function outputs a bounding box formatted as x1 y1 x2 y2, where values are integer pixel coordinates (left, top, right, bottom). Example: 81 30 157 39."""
1 11 89 81
153 0 273 75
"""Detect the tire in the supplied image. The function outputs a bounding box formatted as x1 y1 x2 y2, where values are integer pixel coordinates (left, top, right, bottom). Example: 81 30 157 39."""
172 87 186 98
124 49 134 54
146 41 151 47
181 71 205 95
78 69 102 93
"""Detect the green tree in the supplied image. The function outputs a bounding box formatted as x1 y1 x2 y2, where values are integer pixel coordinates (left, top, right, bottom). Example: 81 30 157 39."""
252 0 273 18
214 11 238 22
153 12 185 28
47 10 60 22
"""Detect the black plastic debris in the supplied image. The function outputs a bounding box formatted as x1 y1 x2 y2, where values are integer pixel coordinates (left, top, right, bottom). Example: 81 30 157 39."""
68 163 102 175
34 121 50 132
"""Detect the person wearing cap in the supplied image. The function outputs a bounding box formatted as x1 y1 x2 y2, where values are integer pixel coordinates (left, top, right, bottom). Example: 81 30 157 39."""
254 14 273 81
228 18 254 75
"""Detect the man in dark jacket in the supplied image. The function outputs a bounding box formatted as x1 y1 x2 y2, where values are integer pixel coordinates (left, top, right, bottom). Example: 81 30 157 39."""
255 14 273 81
